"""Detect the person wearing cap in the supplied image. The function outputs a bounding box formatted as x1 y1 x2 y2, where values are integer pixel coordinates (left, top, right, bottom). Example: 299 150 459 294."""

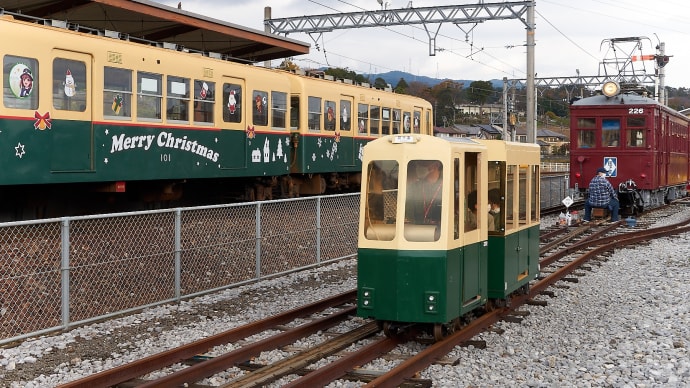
583 167 620 222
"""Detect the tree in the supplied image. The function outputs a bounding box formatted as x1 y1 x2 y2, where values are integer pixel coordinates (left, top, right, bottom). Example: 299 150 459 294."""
466 80 494 106
277 59 299 72
373 77 388 89
394 77 409 94
324 67 367 84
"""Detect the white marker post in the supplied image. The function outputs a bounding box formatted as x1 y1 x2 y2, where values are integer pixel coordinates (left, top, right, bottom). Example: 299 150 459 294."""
562 196 573 226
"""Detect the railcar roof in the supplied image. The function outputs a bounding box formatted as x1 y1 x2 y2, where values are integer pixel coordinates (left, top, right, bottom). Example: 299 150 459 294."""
0 0 309 63
572 92 660 106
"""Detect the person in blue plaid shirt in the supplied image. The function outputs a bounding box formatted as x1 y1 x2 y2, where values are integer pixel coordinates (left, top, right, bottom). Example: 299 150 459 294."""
583 167 620 222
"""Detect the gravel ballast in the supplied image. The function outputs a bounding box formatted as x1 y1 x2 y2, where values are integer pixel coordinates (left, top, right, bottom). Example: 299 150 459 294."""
1 212 689 387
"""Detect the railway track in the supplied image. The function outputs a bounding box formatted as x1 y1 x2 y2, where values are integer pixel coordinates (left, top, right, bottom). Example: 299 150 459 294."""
56 203 690 387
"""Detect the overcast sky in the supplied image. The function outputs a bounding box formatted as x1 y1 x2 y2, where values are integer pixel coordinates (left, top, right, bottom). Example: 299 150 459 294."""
154 0 690 88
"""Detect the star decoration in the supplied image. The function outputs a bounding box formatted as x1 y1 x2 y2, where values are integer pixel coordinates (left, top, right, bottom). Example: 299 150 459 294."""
15 142 25 158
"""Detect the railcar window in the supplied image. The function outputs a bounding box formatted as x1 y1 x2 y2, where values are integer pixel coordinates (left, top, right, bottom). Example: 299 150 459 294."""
519 166 528 223
290 95 300 130
405 160 443 241
308 96 321 131
364 160 399 241
531 165 539 222
505 165 515 231
381 108 391 135
626 116 646 147
324 100 336 131
271 91 287 130
4 55 39 110
369 106 380 135
578 130 595 148
166 76 190 123
454 158 460 239
413 111 421 133
488 161 505 234
137 72 162 121
358 103 368 134
392 109 401 134
602 118 620 147
340 100 351 131
103 67 132 119
252 90 268 126
464 153 478 232
223 83 242 123
53 58 86 112
193 80 214 125
403 112 411 133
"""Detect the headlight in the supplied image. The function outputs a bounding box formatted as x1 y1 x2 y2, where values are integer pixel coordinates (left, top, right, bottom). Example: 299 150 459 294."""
602 81 620 97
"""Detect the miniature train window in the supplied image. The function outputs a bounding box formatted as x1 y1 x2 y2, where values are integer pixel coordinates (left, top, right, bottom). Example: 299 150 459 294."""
405 160 443 242
137 72 162 121
381 108 391 135
392 109 401 134
464 153 478 233
193 80 214 125
271 91 287 130
53 58 86 112
413 111 421 134
488 161 506 234
602 118 620 147
576 118 595 148
505 165 516 231
519 165 528 223
364 160 399 241
252 90 268 126
357 103 368 134
166 76 190 122
223 83 242 123
308 96 321 131
324 100 336 131
402 112 411 133
103 67 132 119
340 100 351 131
626 116 646 147
4 55 39 110
369 105 380 135
531 165 540 222
290 95 300 129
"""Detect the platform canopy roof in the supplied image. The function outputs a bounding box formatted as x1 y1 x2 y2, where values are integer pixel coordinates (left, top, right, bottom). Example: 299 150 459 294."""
0 0 310 63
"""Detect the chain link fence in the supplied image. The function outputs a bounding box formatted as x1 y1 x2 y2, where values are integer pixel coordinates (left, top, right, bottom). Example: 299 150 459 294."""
0 194 360 345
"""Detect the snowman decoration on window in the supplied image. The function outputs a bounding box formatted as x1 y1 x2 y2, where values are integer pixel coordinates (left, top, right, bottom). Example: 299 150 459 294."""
64 69 76 97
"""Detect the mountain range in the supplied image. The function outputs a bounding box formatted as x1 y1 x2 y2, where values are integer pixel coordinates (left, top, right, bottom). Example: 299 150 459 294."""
362 70 503 88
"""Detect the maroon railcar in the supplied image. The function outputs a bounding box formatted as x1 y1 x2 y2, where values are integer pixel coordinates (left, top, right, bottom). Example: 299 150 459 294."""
569 81 689 215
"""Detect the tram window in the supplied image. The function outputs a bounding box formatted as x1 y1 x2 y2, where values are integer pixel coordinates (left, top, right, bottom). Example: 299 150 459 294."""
193 80 214 125
505 165 515 231
602 118 620 147
369 106 380 135
324 100 336 131
626 116 646 147
381 107 391 135
166 76 190 123
4 55 39 110
358 103 368 134
392 109 401 134
223 83 242 123
519 166 528 223
53 58 86 112
103 67 132 119
290 95 299 129
531 165 539 222
577 117 596 128
271 91 287 130
464 153 478 232
137 72 162 121
413 111 421 133
340 100 351 131
402 112 411 133
308 96 321 131
578 130 595 148
364 160 399 241
252 90 268 126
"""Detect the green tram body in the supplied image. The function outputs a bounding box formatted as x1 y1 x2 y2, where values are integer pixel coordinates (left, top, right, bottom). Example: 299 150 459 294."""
357 135 540 328
0 14 432 217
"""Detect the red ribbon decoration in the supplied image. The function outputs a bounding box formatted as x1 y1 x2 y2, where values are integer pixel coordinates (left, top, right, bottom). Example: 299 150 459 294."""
34 111 52 130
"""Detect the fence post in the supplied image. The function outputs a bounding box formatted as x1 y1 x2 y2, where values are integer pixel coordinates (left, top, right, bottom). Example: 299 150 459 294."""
174 209 182 300
60 218 70 329
316 197 322 263
255 202 262 279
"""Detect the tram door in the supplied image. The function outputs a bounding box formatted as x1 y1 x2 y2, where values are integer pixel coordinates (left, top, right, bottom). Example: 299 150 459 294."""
50 50 93 172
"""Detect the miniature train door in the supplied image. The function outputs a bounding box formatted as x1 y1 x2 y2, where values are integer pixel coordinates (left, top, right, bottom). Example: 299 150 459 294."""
50 50 93 172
